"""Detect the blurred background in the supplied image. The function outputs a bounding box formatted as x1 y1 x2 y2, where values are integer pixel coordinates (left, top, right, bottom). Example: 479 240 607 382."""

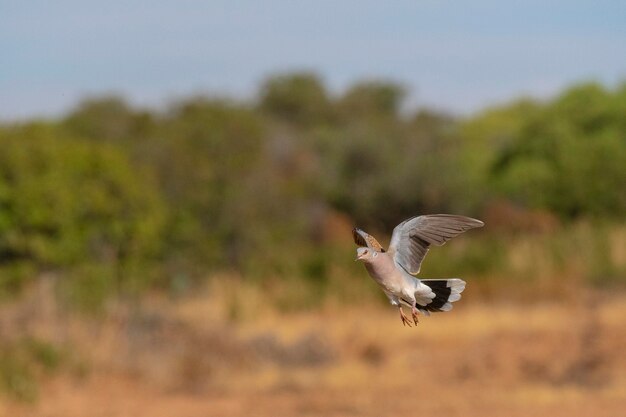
1 2 625 416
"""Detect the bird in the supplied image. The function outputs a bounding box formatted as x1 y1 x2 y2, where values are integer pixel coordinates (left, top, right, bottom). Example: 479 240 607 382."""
353 214 484 327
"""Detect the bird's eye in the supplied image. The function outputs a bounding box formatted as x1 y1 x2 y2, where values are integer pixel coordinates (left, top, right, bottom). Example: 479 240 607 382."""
363 250 368 254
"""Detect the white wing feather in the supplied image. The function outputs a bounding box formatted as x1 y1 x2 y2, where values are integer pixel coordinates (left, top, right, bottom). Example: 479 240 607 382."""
388 214 484 275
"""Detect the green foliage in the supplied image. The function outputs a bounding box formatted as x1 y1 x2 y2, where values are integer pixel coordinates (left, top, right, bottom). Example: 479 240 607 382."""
466 82 626 219
156 99 267 268
63 96 143 143
259 73 331 126
0 123 166 299
0 338 67 402
1 74 625 309
316 107 462 229
338 81 406 120
0 350 36 402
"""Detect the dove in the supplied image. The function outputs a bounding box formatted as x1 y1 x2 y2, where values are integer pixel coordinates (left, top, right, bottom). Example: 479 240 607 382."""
353 214 484 326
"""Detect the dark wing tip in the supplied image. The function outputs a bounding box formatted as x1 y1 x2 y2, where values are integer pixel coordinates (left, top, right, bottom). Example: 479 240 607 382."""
352 228 386 252
352 228 367 247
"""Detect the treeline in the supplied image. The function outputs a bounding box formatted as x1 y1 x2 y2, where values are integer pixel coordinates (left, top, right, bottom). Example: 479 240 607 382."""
1 74 625 306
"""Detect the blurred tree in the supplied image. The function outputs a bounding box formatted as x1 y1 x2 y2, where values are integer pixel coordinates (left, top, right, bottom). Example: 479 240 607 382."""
258 73 331 126
1 76 624 306
62 96 158 169
338 80 406 120
315 103 459 230
155 98 267 272
456 98 540 212
0 123 166 298
479 82 626 219
63 96 150 143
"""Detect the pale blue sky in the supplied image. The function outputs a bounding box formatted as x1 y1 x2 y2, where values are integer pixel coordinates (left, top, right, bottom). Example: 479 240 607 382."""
2 1 625 120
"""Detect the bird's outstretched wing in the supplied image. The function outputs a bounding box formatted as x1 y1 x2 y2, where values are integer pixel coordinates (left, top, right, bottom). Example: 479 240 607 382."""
352 228 386 252
388 215 484 275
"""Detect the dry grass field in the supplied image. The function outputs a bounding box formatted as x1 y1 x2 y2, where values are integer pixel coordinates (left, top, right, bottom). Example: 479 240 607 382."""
2 283 625 417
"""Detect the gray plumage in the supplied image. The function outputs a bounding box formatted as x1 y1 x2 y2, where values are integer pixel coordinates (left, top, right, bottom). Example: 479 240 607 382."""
354 214 484 326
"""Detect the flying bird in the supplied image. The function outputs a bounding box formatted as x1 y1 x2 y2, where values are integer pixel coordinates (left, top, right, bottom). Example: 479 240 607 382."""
353 214 484 326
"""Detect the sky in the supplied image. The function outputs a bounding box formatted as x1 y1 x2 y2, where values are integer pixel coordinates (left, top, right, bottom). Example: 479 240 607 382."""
2 1 625 120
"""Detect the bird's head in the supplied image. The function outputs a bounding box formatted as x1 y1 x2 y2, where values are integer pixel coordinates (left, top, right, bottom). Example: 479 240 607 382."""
355 247 378 262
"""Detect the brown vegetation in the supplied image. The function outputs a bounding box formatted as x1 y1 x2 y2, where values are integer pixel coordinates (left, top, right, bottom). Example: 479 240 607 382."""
1 283 625 417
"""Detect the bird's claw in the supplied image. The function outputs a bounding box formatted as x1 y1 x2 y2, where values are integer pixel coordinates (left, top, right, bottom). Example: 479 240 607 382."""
399 308 413 327
411 307 420 326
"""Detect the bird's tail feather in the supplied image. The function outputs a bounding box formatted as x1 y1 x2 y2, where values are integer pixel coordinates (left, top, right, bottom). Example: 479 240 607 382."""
418 278 466 313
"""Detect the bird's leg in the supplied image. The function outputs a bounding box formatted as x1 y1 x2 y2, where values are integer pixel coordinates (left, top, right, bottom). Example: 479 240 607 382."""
398 306 412 327
411 305 420 325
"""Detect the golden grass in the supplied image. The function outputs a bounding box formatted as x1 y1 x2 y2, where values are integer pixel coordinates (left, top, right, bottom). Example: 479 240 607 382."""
2 283 625 417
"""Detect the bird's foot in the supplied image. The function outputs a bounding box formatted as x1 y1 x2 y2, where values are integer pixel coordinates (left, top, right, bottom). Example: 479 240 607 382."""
399 307 412 327
411 306 420 325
